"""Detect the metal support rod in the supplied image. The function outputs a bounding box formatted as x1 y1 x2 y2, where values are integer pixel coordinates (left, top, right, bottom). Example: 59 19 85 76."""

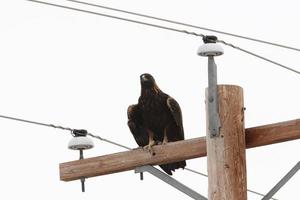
207 56 221 137
262 161 300 200
135 165 207 200
79 149 84 160
79 149 86 192
140 172 144 180
81 178 85 192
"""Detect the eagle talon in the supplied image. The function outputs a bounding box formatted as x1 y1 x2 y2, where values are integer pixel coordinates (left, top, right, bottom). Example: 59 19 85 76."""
146 147 155 155
143 146 154 155
143 140 156 155
162 130 168 145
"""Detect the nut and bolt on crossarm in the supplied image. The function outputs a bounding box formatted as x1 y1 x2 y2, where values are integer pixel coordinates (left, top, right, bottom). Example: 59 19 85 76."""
197 36 224 137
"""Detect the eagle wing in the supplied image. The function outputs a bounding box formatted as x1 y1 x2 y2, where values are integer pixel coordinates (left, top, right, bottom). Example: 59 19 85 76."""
166 97 184 140
127 104 148 147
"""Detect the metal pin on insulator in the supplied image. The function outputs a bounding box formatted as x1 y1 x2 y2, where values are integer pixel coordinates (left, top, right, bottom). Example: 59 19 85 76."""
68 129 94 192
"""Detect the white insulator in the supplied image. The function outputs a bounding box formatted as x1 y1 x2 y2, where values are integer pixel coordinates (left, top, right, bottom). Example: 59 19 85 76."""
197 43 224 57
68 136 94 150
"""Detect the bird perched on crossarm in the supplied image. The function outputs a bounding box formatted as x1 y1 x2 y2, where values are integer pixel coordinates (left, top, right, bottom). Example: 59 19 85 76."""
127 73 186 175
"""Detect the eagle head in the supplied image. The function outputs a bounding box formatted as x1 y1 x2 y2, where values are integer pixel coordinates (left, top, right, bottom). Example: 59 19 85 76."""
140 73 160 93
140 73 155 87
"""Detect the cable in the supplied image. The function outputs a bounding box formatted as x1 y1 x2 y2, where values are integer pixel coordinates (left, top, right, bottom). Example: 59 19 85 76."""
184 167 279 200
27 0 300 76
0 114 129 149
26 0 204 38
248 189 279 200
185 167 208 178
65 0 300 52
218 39 300 75
0 114 73 132
87 132 132 150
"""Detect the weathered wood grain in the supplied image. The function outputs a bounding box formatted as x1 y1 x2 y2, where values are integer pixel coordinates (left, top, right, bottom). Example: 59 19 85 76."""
206 85 247 200
246 118 300 148
60 137 206 181
60 118 300 182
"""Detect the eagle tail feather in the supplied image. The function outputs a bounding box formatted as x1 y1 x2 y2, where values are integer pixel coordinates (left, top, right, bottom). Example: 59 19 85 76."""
159 161 186 175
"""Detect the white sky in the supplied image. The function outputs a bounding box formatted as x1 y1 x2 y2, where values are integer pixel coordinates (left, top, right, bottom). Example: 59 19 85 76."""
0 0 299 199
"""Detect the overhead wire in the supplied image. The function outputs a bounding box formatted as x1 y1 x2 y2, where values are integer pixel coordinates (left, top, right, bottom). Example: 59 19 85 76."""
185 167 208 178
27 0 300 76
65 0 300 52
184 168 279 200
217 39 300 75
0 114 128 149
0 113 278 199
26 0 205 38
0 114 74 133
87 132 132 150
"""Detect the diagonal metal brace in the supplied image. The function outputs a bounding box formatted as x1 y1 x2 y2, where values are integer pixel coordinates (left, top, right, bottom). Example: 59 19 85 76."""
262 161 300 200
135 165 207 200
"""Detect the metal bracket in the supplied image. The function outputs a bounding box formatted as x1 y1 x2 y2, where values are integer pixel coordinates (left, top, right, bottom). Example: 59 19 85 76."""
135 165 207 200
207 56 221 137
198 36 223 137
262 161 300 200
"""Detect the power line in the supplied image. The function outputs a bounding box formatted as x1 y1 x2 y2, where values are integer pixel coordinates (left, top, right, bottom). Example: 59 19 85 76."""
0 113 279 199
248 189 278 200
27 0 300 76
26 0 204 38
65 0 300 52
218 39 300 75
0 114 129 149
0 114 73 132
87 132 132 150
184 168 278 200
185 167 208 177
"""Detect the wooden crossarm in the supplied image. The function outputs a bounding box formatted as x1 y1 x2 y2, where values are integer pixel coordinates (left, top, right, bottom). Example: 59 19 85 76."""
60 118 300 182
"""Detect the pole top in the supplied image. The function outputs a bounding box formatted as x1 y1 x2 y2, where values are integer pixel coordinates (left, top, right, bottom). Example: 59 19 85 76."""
198 35 224 57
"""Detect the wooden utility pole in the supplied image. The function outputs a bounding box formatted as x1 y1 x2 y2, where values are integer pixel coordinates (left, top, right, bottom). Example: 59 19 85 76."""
206 85 247 200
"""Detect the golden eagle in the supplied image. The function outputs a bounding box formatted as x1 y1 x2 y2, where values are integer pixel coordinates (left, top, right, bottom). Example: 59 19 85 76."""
127 73 186 175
